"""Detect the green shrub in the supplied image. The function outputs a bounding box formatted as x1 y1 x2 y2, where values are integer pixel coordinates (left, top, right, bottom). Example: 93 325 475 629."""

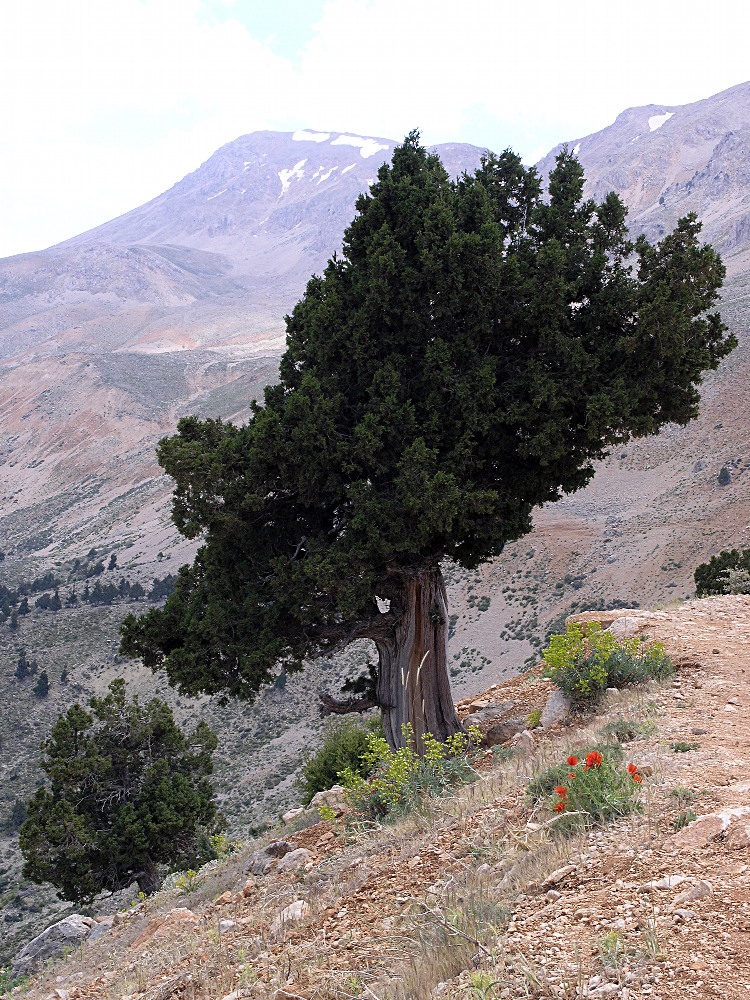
534 748 642 828
298 716 383 805
542 622 672 703
340 723 482 819
526 743 623 804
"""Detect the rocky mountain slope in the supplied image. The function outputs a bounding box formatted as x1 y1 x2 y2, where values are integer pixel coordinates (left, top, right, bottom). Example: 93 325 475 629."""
10 596 750 999
2 85 750 968
537 80 750 276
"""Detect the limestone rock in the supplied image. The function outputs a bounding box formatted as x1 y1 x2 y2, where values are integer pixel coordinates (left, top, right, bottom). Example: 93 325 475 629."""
11 914 95 977
309 784 347 816
264 839 293 858
282 807 305 824
87 915 115 943
276 847 312 873
607 616 642 640
673 880 712 906
465 701 516 726
269 899 310 935
245 838 293 876
481 718 527 747
540 689 572 728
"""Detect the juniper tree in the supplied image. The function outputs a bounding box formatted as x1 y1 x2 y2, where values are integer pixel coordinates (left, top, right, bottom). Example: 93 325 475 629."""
120 133 733 751
20 679 220 901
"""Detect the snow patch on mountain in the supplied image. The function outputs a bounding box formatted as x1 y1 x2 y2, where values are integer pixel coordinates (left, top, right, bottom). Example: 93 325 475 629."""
648 112 674 132
341 163 356 174
573 143 581 156
292 130 330 142
331 135 390 158
278 160 307 195
207 188 227 201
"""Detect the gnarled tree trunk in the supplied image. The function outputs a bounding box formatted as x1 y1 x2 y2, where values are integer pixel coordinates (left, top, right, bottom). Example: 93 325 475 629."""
375 564 463 751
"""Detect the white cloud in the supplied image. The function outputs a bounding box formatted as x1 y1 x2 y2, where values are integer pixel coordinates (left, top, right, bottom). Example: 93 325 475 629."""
1 0 749 255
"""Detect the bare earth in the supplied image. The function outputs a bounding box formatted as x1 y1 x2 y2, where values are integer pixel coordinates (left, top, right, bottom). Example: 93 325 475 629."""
14 596 750 999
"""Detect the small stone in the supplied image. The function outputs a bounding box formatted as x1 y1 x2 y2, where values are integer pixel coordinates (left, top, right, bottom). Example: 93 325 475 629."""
269 900 310 935
673 880 712 906
546 889 562 901
219 919 236 933
691 728 707 735
217 890 232 904
672 908 697 923
543 864 576 887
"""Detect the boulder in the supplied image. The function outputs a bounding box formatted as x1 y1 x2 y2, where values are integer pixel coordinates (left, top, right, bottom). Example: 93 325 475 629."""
282 807 305 824
245 839 294 876
482 718 527 747
465 701 517 726
540 689 572 728
11 914 95 977
276 847 312 873
309 784 347 816
607 616 642 640
87 915 115 943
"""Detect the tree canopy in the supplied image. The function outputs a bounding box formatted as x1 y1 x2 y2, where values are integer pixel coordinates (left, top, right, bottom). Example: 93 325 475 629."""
121 132 734 749
20 679 220 901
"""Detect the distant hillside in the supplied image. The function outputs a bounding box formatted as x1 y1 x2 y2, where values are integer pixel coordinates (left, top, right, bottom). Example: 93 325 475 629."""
537 80 750 275
0 132 486 359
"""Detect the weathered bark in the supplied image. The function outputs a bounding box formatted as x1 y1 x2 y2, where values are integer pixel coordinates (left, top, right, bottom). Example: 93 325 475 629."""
318 691 378 716
375 564 463 751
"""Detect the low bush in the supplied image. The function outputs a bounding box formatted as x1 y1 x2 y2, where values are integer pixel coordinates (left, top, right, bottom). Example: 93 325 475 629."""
340 723 482 819
533 749 644 828
542 621 672 703
298 716 384 805
526 742 623 804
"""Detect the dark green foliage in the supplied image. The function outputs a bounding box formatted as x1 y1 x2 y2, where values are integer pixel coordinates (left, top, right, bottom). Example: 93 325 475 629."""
119 134 733 719
15 651 38 680
149 574 176 601
19 679 220 902
694 547 750 596
717 465 731 486
33 670 50 698
298 716 383 805
108 553 118 570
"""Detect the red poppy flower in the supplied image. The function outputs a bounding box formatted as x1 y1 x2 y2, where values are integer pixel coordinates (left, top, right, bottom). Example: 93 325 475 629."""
584 751 603 769
567 755 579 766
632 773 643 784
569 772 576 779
627 762 638 775
554 801 566 812
554 785 568 797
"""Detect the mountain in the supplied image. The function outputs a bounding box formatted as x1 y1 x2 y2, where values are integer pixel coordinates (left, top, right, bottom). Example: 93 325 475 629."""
0 131 486 360
537 80 750 275
2 89 750 962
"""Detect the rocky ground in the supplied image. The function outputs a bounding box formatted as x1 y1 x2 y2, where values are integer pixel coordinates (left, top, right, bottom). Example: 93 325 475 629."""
7 595 750 999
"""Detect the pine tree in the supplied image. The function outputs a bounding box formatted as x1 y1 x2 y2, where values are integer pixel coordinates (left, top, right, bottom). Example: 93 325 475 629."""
120 134 734 751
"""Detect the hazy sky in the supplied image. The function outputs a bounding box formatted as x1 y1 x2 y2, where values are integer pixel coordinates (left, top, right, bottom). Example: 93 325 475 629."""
1 0 748 257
